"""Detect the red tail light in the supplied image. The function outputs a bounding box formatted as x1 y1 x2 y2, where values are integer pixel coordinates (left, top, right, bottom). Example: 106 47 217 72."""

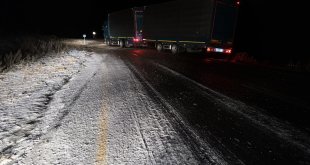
133 38 140 42
224 49 232 54
207 47 213 52
236 0 240 5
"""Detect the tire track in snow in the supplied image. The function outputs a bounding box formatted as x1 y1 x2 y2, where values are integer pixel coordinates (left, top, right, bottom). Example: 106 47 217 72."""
126 62 229 165
153 62 310 156
101 57 153 164
7 53 105 165
102 54 201 164
128 100 157 165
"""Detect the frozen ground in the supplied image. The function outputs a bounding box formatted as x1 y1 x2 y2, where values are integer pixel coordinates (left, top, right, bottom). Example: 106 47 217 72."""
0 50 90 164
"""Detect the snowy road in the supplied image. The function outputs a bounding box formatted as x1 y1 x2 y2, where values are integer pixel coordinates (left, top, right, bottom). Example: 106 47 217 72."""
15 51 206 164
1 40 310 164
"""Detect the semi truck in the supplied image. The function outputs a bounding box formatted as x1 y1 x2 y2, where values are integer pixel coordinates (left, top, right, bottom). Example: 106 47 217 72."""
105 7 144 48
105 0 239 55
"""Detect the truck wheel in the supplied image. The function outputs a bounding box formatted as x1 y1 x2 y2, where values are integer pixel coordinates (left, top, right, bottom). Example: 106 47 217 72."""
156 43 163 52
125 41 130 48
120 40 125 48
171 44 179 55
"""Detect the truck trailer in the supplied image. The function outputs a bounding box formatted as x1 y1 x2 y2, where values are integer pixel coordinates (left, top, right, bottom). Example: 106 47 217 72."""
143 0 239 54
105 0 239 55
105 7 144 48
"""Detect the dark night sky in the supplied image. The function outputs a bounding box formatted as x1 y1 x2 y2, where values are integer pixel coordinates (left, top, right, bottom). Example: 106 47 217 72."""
0 0 306 60
0 0 170 37
0 0 267 38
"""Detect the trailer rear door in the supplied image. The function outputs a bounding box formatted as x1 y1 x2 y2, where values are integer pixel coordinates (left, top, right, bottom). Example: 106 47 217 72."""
212 0 238 45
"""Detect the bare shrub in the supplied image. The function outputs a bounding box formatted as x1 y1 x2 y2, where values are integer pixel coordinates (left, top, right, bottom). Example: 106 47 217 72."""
0 36 67 72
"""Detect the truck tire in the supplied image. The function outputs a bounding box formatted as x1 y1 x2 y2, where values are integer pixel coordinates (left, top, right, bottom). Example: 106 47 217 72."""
156 43 163 52
125 41 130 48
120 40 125 48
107 40 111 46
171 44 179 55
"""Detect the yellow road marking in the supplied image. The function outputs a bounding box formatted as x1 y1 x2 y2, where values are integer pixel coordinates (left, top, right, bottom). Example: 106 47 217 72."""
96 102 108 165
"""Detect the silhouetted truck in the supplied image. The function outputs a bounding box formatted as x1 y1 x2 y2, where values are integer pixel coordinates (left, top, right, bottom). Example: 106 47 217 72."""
106 7 144 47
143 0 239 54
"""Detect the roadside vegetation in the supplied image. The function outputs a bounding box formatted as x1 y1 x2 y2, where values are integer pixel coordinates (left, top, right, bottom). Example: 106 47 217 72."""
0 36 67 72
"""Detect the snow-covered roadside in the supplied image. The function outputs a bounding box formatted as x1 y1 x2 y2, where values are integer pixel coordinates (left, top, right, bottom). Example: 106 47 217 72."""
0 50 90 164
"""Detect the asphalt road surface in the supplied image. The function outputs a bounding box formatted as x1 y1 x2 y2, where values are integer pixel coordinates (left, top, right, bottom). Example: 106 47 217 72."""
15 40 310 164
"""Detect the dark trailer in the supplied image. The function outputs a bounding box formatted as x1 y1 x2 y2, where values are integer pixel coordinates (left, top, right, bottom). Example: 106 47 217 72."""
106 8 144 47
143 0 239 54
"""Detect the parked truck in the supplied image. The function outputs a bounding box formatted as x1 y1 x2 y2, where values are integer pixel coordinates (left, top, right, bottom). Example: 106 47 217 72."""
105 0 239 55
105 7 144 48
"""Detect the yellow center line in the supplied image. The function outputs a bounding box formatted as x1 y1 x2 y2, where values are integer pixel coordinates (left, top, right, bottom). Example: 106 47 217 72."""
96 102 108 165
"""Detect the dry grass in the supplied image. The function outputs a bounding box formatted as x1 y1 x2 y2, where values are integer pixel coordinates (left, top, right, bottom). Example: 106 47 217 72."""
0 36 68 72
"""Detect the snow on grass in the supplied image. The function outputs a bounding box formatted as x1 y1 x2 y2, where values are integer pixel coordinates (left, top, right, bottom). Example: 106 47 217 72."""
0 50 88 163
0 36 67 72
